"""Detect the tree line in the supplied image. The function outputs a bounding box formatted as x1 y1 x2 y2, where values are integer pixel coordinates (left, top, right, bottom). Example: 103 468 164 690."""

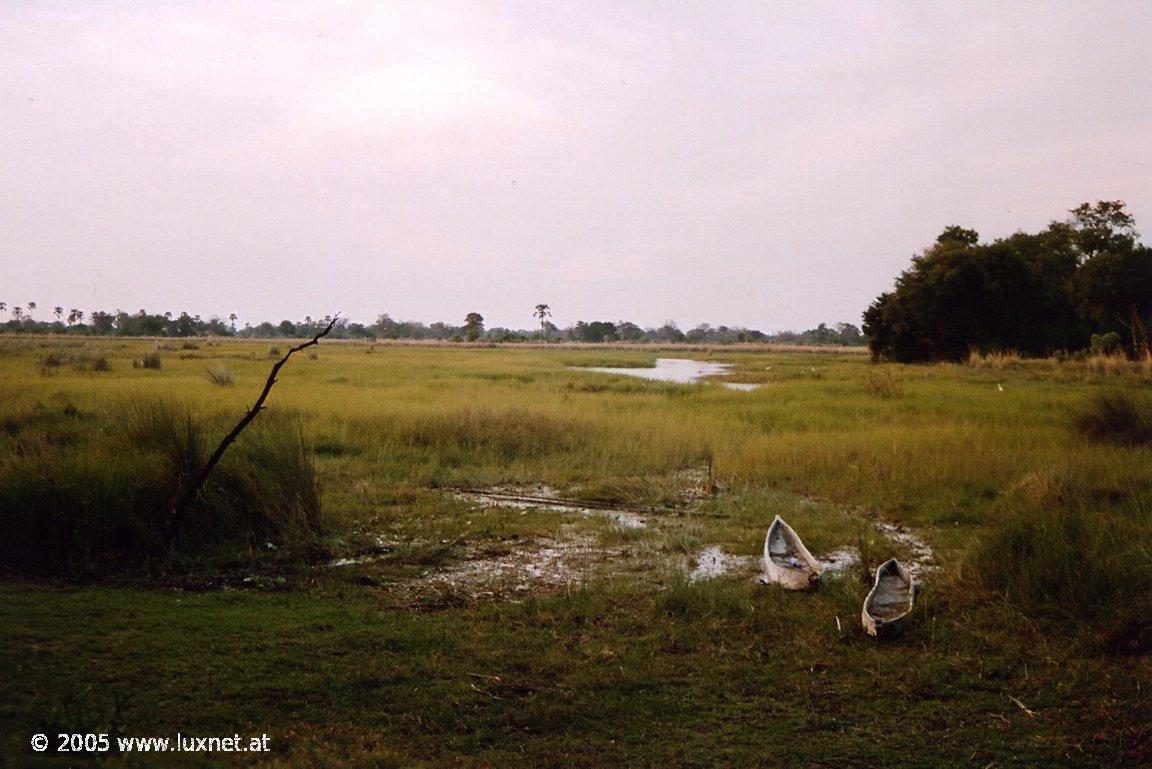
0 303 863 347
863 201 1152 362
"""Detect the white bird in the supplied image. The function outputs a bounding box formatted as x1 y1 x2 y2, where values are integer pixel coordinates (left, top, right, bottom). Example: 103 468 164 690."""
997 383 1004 392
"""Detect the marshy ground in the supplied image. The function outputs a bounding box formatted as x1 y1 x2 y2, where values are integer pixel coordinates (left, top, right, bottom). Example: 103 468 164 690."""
1 339 1150 767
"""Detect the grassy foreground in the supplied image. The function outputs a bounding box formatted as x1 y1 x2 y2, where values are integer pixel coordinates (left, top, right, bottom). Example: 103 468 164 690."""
1 337 1150 767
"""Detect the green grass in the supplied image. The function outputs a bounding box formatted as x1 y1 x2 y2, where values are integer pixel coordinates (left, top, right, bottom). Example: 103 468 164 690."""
1 337 1150 766
1074 389 1152 446
0 394 322 575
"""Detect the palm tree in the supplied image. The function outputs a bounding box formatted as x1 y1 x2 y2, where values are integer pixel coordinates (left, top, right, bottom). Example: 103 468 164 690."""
0 302 6 318
228 313 238 332
26 301 36 319
54 306 64 322
67 309 83 325
534 304 552 338
12 306 23 321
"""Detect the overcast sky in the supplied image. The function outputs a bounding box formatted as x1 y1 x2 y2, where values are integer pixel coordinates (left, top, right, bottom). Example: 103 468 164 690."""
2 2 1150 331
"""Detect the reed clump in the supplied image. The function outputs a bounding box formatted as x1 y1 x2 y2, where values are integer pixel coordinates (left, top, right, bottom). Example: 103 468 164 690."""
864 367 903 398
39 349 112 374
132 352 162 370
1074 390 1152 447
205 366 234 386
0 398 323 575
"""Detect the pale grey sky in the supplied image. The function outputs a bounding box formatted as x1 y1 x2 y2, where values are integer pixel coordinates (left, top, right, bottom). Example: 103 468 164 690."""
2 1 1150 330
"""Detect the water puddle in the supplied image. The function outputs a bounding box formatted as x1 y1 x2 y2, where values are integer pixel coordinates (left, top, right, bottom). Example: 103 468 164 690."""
580 358 760 391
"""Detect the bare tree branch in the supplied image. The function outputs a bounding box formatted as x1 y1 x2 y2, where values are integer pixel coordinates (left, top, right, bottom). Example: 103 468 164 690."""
165 314 340 544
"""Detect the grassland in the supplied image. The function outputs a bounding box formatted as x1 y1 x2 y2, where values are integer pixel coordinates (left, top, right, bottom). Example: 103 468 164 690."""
1 337 1150 767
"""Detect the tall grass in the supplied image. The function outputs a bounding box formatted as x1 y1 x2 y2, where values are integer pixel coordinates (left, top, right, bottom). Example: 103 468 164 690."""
132 351 161 369
973 499 1150 650
38 349 111 373
863 367 903 398
1074 390 1152 447
0 398 323 575
967 350 1022 368
205 365 234 386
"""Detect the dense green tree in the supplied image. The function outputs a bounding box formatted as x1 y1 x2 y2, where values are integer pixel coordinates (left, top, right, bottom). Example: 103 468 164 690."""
463 312 484 342
865 201 1151 362
573 321 619 343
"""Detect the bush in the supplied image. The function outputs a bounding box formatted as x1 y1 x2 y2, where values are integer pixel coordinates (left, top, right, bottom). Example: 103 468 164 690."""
0 398 323 575
1074 390 1152 446
141 352 161 369
205 366 234 386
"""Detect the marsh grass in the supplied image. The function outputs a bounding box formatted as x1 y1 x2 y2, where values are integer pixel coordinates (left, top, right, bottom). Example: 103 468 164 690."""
968 350 1022 368
864 366 903 398
974 498 1151 648
389 407 590 462
0 396 323 574
204 365 234 386
38 349 111 374
1074 390 1152 446
1 339 1151 765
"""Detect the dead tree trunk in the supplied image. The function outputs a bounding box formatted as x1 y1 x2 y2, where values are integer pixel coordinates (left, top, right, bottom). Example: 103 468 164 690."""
165 316 339 545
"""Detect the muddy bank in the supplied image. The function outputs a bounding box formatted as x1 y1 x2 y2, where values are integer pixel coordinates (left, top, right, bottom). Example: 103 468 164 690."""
325 478 938 602
454 485 649 529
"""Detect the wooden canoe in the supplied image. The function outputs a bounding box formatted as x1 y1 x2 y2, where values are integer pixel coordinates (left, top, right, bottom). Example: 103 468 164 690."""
861 558 915 638
762 515 822 590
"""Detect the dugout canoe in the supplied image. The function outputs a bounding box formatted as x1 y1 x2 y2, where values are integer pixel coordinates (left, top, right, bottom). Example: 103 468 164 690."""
861 558 915 638
762 515 822 590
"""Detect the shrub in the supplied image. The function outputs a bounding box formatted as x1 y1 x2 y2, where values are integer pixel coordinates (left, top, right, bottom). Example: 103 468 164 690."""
205 366 234 386
141 352 161 369
181 341 200 350
1073 390 1152 447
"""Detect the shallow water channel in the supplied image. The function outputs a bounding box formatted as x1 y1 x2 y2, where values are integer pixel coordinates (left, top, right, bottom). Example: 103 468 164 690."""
582 358 759 390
